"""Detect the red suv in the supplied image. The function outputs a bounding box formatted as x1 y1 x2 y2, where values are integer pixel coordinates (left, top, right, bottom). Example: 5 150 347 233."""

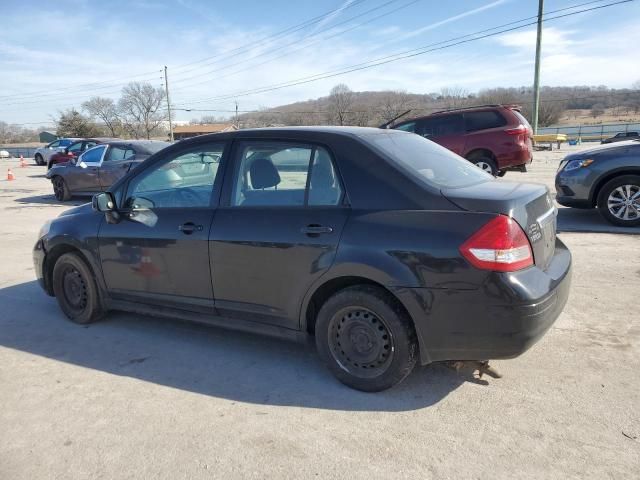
391 105 533 176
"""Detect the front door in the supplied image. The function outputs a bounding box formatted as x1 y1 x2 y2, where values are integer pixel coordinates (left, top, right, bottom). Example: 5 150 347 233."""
66 144 106 193
98 142 227 312
210 140 349 328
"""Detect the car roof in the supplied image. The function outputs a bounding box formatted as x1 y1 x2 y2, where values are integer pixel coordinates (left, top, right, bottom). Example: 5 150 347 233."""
394 104 518 125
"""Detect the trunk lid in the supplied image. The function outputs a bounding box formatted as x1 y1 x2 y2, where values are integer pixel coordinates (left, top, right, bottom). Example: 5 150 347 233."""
442 180 557 270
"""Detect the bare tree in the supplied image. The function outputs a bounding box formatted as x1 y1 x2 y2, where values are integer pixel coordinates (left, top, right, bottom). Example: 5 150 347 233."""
118 82 167 139
82 97 121 137
439 86 469 109
590 104 606 119
379 90 412 125
327 84 354 126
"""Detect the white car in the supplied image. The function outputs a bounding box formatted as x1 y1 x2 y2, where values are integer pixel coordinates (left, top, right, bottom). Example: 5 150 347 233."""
0 150 10 159
34 138 80 166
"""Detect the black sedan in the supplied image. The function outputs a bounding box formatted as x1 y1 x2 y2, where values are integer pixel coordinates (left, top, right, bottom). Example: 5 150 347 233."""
556 140 640 226
46 140 170 201
34 127 571 391
601 131 638 144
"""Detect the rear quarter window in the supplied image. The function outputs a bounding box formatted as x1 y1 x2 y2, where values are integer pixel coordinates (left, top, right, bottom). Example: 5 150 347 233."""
464 111 507 132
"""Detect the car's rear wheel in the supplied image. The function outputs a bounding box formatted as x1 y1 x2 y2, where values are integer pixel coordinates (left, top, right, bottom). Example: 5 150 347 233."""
468 156 498 176
597 175 640 227
52 253 105 324
52 176 71 201
35 154 44 166
315 285 417 392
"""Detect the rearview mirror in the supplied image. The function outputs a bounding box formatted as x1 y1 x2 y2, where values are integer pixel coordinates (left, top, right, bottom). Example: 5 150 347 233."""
92 192 115 212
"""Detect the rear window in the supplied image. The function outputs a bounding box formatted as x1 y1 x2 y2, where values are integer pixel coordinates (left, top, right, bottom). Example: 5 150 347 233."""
138 142 171 154
366 132 492 189
59 139 74 147
464 111 507 132
511 110 532 129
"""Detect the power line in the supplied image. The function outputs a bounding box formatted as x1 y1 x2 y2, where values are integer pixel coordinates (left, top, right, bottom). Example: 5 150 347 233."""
174 0 634 107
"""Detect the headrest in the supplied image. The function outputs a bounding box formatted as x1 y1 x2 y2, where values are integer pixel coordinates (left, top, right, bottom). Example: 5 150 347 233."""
250 158 280 189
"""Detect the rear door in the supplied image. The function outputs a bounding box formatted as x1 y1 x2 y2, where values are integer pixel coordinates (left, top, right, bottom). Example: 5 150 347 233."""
99 144 138 189
210 140 349 329
418 114 466 155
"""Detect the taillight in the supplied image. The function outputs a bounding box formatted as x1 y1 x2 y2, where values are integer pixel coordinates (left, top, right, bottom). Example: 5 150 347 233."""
459 215 533 272
505 124 527 135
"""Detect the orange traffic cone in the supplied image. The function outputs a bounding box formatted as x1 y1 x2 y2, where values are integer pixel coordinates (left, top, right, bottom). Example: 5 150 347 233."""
19 155 27 168
7 168 15 181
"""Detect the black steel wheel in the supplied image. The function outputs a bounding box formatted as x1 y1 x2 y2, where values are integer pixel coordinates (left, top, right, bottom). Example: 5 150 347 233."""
315 285 417 392
52 252 105 324
52 176 71 201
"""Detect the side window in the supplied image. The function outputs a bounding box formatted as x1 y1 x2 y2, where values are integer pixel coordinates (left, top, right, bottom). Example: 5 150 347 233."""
126 143 225 208
105 146 135 162
431 114 464 136
231 142 342 207
464 111 507 132
67 142 83 153
48 141 60 148
83 141 98 151
394 122 415 132
80 145 106 164
416 118 436 137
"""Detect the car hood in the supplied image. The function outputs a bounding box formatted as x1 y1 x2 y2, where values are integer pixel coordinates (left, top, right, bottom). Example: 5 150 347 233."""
566 140 638 158
58 202 93 217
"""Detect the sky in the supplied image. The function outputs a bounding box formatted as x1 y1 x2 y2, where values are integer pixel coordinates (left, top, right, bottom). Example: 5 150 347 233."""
0 0 639 126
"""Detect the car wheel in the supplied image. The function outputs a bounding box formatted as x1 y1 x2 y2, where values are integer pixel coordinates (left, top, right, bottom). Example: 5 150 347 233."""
52 252 105 324
497 170 507 177
597 175 640 227
35 154 44 166
52 176 71 201
315 285 418 392
471 157 498 176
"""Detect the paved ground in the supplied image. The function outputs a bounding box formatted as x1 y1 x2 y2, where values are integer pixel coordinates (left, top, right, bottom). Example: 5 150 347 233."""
0 148 638 479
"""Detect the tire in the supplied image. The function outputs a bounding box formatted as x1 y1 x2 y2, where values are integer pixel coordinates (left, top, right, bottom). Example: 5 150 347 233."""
470 156 498 176
35 154 44 166
52 176 71 201
597 175 640 227
315 285 418 392
497 170 507 177
52 252 105 324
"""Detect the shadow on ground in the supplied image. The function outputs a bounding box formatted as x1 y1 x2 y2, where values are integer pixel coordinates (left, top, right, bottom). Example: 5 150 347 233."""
557 206 640 234
14 194 86 206
0 281 487 412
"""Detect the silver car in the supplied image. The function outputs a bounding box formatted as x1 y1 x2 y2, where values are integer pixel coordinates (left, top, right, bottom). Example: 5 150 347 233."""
34 138 81 166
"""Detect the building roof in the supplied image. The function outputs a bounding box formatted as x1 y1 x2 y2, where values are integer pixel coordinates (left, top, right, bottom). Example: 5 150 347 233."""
173 124 237 134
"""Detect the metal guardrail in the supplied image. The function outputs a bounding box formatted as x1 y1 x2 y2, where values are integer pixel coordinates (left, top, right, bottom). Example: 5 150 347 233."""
0 147 39 158
537 122 640 141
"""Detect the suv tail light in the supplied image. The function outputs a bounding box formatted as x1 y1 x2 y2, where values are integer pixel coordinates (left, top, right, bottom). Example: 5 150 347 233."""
460 215 533 272
505 125 527 135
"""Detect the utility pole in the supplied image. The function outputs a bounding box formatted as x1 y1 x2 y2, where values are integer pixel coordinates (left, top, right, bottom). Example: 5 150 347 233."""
532 0 544 134
235 101 239 128
164 66 174 142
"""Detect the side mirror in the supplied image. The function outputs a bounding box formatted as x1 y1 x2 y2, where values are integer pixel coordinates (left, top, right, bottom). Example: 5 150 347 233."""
92 192 115 212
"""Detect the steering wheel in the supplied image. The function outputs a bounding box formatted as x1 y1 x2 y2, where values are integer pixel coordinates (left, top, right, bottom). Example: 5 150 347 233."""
176 187 201 206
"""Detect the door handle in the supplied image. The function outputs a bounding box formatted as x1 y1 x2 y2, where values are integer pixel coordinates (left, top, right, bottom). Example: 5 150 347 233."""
301 224 333 236
179 222 203 235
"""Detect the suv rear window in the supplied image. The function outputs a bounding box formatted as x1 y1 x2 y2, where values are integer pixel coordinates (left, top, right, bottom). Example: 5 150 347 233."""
366 132 492 189
464 111 507 132
511 110 532 130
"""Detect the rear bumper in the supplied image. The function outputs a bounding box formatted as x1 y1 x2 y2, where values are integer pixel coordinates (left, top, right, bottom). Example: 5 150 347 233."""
393 238 572 364
499 145 533 169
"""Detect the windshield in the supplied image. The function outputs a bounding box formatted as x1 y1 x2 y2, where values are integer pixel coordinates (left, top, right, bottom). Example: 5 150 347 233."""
366 132 492 189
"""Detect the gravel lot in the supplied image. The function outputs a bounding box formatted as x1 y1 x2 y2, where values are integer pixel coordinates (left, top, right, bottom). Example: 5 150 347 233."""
0 146 638 479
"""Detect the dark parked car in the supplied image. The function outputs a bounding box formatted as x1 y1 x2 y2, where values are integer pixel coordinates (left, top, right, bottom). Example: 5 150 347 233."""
601 131 639 144
47 137 116 170
556 139 640 226
46 140 170 201
34 127 571 391
390 105 534 176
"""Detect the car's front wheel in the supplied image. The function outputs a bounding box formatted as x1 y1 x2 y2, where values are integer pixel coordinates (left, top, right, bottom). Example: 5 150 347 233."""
597 175 640 227
52 252 105 324
315 285 418 392
52 176 71 201
35 154 44 166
